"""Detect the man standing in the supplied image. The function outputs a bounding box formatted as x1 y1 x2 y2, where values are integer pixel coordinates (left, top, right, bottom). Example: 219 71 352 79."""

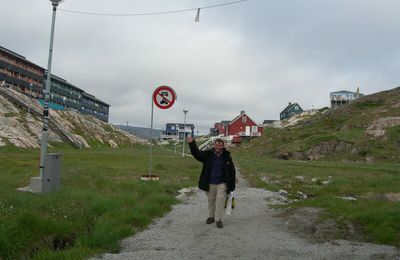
187 136 236 228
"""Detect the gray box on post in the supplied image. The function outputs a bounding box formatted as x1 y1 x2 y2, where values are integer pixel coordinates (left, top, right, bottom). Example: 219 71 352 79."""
42 153 62 193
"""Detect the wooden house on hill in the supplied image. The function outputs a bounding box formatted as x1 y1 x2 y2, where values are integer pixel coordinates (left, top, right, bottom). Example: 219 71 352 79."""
280 102 303 120
330 88 363 108
211 111 263 143
161 123 194 140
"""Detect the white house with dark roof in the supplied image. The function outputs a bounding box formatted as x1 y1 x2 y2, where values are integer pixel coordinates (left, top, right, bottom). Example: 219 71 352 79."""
330 87 363 108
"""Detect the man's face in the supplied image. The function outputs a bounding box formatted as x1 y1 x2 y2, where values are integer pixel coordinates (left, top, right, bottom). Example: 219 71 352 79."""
214 141 224 154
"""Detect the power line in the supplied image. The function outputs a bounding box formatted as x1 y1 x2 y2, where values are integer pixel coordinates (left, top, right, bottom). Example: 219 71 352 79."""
59 0 250 17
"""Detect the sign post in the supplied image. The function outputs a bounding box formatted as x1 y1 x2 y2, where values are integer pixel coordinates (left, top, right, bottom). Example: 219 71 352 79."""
144 86 176 181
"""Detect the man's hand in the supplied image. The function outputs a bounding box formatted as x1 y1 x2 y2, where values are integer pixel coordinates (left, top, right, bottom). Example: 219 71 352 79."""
187 135 193 143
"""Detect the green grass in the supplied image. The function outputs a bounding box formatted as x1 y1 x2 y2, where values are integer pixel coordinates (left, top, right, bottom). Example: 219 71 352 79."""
102 124 114 133
0 145 200 259
233 151 400 245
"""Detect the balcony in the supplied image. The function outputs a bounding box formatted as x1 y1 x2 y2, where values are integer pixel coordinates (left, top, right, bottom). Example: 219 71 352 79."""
236 131 261 137
330 96 356 101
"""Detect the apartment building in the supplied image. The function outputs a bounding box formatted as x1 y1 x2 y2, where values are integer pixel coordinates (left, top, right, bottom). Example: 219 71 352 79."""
0 46 44 99
0 45 110 122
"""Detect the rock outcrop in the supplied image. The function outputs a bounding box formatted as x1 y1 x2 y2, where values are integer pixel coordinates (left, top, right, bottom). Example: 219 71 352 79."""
365 117 400 138
277 140 354 161
0 91 147 148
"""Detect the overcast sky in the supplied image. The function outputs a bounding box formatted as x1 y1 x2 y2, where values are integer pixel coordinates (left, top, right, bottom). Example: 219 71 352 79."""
1 0 399 134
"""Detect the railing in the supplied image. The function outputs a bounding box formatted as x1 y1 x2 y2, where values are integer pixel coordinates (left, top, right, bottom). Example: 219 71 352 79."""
198 136 231 151
236 131 261 137
0 84 82 148
198 138 213 151
160 134 179 140
330 96 356 101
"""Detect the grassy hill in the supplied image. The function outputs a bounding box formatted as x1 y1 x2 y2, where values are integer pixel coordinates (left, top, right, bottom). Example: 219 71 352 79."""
243 87 400 163
233 87 400 246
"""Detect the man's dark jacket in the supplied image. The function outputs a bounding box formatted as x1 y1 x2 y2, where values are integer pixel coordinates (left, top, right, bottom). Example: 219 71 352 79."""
189 140 236 193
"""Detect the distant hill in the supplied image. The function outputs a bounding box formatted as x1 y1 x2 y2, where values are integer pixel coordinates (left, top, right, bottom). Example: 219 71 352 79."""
114 125 162 140
239 87 400 163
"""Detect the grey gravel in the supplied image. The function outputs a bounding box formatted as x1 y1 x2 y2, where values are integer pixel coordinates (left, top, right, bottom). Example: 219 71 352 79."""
91 173 399 260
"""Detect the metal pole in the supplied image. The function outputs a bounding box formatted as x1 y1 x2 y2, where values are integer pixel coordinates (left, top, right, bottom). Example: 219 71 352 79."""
149 99 154 177
175 123 178 153
39 1 59 178
182 109 188 157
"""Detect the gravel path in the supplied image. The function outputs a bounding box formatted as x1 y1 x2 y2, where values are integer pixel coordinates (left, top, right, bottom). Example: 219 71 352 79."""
91 172 399 260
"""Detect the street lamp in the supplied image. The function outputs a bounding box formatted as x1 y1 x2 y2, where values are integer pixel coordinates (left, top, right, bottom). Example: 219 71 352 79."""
38 0 64 178
182 109 188 157
175 123 179 153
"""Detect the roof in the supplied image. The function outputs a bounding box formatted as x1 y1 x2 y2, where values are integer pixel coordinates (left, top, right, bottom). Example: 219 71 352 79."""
330 90 357 95
166 123 195 127
263 120 276 124
46 72 85 93
82 92 110 106
281 103 300 114
229 112 257 126
0 45 45 71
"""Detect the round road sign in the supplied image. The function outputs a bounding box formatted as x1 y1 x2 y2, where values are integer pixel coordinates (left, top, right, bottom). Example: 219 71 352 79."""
152 86 176 109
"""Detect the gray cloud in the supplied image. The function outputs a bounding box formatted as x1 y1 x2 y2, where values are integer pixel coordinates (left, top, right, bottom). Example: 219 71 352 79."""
1 0 399 133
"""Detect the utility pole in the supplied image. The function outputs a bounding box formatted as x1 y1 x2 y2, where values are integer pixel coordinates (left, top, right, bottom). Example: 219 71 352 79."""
39 0 64 178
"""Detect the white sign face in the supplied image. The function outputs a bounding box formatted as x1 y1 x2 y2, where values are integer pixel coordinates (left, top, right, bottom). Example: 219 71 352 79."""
152 86 176 109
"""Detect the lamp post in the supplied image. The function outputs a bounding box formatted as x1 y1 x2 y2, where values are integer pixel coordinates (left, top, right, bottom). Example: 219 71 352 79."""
182 109 188 157
175 123 179 153
39 0 64 178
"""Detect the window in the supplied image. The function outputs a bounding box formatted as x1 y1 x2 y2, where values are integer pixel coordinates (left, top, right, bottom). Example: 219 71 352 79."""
295 106 299 110
251 126 257 132
242 116 247 123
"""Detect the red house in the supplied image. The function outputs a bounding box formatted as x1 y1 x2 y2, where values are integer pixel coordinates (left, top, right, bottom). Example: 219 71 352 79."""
213 121 230 136
212 111 263 143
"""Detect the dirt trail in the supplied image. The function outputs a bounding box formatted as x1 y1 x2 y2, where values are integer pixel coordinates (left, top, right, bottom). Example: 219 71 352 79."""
91 171 399 260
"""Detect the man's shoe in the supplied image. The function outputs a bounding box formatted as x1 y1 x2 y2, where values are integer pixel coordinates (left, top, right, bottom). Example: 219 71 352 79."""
216 221 223 228
206 217 215 224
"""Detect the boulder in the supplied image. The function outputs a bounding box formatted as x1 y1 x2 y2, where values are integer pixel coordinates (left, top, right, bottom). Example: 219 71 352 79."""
335 141 353 152
297 191 308 200
259 176 270 184
288 151 306 160
366 156 375 163
365 117 400 138
108 139 118 148
337 196 357 201
277 153 290 160
73 134 90 148
279 189 288 198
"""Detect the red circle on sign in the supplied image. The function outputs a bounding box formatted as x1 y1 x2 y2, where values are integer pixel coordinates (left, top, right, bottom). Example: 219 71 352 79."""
152 86 176 109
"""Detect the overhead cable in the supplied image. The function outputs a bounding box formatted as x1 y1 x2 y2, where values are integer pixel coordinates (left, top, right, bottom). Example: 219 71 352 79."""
59 0 249 17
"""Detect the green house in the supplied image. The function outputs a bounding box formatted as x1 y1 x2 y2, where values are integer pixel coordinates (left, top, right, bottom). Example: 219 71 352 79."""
280 102 303 120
